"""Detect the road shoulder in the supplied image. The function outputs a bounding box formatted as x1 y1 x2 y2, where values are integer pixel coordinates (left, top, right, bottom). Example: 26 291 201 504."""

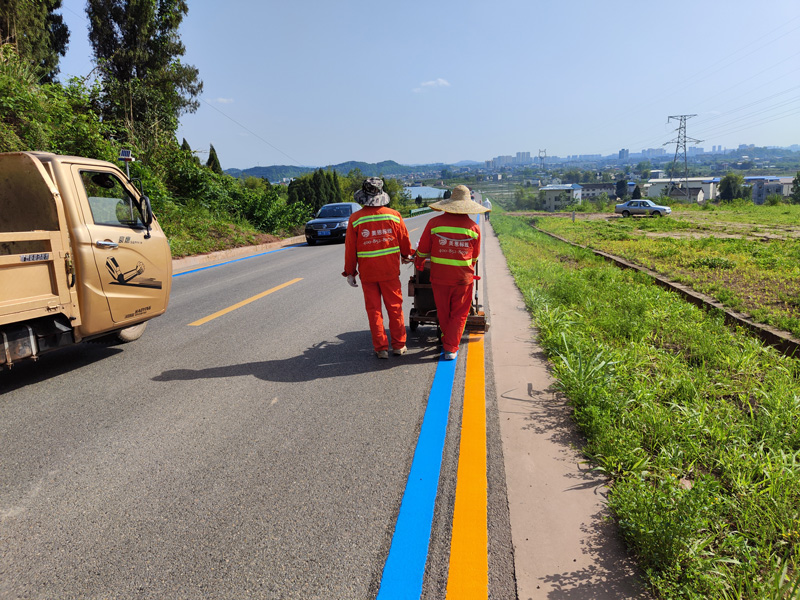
483 222 649 599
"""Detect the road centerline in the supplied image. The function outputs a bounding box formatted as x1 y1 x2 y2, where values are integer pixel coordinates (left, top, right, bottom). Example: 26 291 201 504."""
188 278 303 326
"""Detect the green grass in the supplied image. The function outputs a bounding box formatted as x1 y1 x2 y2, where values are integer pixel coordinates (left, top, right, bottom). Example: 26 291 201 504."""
531 212 800 337
492 212 800 599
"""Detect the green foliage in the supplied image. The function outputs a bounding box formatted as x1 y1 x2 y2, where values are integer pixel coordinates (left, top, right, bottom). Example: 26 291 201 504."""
719 172 746 202
206 143 222 175
0 0 69 82
790 172 800 205
492 212 800 598
87 0 202 145
615 179 628 200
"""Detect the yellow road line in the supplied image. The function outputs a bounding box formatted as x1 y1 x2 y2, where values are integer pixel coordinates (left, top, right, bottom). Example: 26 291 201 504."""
446 334 488 599
188 278 303 326
410 227 420 233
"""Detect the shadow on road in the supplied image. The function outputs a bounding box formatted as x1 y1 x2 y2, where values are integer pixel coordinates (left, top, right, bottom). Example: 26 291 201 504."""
152 330 442 383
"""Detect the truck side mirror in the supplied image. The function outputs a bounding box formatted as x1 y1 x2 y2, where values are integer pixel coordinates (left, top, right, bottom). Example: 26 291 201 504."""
140 195 154 228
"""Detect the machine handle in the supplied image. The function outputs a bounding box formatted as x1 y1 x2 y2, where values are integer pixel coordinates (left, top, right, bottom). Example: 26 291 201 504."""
96 240 119 249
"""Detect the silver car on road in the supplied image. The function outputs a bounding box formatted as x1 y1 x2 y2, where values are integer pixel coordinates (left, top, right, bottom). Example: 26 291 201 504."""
615 199 671 217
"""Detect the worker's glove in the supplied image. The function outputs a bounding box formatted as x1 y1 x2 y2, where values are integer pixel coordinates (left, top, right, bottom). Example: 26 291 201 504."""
401 255 413 265
346 274 358 288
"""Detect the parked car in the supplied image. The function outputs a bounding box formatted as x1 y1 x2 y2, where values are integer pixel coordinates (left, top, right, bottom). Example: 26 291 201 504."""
304 202 361 245
615 199 671 217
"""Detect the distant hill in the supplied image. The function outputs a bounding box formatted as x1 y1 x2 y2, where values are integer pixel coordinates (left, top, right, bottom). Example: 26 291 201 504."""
225 160 447 182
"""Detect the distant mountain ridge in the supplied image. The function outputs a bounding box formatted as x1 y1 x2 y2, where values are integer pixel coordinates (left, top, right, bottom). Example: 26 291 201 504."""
225 160 448 181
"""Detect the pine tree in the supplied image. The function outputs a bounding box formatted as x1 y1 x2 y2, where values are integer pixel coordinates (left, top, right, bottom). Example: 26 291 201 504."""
790 172 800 205
206 144 222 175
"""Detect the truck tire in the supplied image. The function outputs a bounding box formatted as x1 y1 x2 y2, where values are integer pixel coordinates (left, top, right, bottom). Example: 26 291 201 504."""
115 322 147 343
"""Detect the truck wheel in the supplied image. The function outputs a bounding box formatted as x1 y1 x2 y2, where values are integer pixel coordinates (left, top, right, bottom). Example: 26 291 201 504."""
116 322 147 343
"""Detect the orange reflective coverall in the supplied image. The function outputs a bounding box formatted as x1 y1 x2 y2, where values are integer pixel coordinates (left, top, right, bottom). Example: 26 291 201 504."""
343 206 413 352
414 213 481 353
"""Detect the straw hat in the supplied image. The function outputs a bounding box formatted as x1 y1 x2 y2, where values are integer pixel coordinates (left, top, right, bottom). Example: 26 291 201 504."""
354 177 390 207
429 185 488 214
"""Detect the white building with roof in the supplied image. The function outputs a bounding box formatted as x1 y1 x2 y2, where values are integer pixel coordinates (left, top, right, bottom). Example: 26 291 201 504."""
540 183 582 211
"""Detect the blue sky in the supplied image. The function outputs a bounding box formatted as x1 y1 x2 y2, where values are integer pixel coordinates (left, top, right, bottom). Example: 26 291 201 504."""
57 0 800 170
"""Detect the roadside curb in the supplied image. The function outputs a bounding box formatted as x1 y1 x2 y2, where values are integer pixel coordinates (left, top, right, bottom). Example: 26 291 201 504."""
171 235 306 274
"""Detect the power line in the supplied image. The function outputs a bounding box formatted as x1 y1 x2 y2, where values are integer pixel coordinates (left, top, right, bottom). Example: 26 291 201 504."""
200 98 308 168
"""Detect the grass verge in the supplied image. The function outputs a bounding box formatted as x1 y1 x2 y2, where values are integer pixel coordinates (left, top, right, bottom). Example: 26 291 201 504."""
491 212 800 599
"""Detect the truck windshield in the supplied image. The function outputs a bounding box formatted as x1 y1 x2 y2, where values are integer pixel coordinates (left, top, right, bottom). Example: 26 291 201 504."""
81 171 145 229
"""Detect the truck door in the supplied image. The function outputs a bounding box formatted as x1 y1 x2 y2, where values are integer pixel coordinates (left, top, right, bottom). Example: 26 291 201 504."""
74 168 170 325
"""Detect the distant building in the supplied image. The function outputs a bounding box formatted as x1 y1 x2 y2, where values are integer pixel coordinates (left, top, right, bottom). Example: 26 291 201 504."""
580 182 616 201
668 186 705 203
540 183 582 211
619 148 630 161
515 152 532 165
746 176 783 205
647 177 717 200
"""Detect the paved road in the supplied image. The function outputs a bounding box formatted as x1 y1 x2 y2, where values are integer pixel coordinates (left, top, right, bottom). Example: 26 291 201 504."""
0 209 517 599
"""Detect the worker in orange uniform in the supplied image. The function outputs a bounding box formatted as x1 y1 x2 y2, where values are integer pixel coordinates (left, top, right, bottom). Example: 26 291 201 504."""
343 178 414 359
414 185 488 360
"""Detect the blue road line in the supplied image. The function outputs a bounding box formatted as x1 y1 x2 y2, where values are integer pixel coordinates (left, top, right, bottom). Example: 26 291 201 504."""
377 355 457 600
172 246 300 277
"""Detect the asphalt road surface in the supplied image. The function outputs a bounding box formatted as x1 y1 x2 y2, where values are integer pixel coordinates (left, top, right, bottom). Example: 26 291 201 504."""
0 208 517 599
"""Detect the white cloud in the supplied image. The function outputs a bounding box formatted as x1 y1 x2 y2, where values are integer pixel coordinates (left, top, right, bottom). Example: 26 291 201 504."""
413 78 451 93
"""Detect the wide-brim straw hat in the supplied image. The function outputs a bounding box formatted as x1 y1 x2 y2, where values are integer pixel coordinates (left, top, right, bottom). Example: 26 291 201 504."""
429 185 488 214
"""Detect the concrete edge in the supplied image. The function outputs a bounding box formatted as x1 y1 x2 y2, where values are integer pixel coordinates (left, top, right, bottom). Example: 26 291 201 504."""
171 235 306 274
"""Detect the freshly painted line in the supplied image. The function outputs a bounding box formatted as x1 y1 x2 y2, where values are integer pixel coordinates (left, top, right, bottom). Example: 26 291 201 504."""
188 278 303 326
446 335 488 598
173 246 299 278
377 355 457 600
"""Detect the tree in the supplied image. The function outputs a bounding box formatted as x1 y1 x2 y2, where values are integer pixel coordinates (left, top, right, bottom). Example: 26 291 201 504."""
790 171 800 205
87 0 202 142
631 185 642 199
636 160 652 179
206 144 222 175
0 0 69 82
718 172 745 202
615 179 628 200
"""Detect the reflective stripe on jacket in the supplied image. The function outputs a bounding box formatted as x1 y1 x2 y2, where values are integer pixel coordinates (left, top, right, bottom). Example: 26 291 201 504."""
343 206 412 284
415 213 481 285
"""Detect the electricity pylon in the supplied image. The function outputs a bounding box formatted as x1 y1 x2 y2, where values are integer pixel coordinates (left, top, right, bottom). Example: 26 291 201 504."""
664 115 702 200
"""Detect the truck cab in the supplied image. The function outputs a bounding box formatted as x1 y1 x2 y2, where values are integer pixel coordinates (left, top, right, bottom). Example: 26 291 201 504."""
0 152 172 367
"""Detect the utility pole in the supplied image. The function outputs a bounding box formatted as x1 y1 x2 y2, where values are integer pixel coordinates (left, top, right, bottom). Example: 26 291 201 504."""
664 115 702 200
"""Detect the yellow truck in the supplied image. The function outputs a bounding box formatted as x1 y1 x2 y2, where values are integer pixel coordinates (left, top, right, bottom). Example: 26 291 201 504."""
0 152 172 368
